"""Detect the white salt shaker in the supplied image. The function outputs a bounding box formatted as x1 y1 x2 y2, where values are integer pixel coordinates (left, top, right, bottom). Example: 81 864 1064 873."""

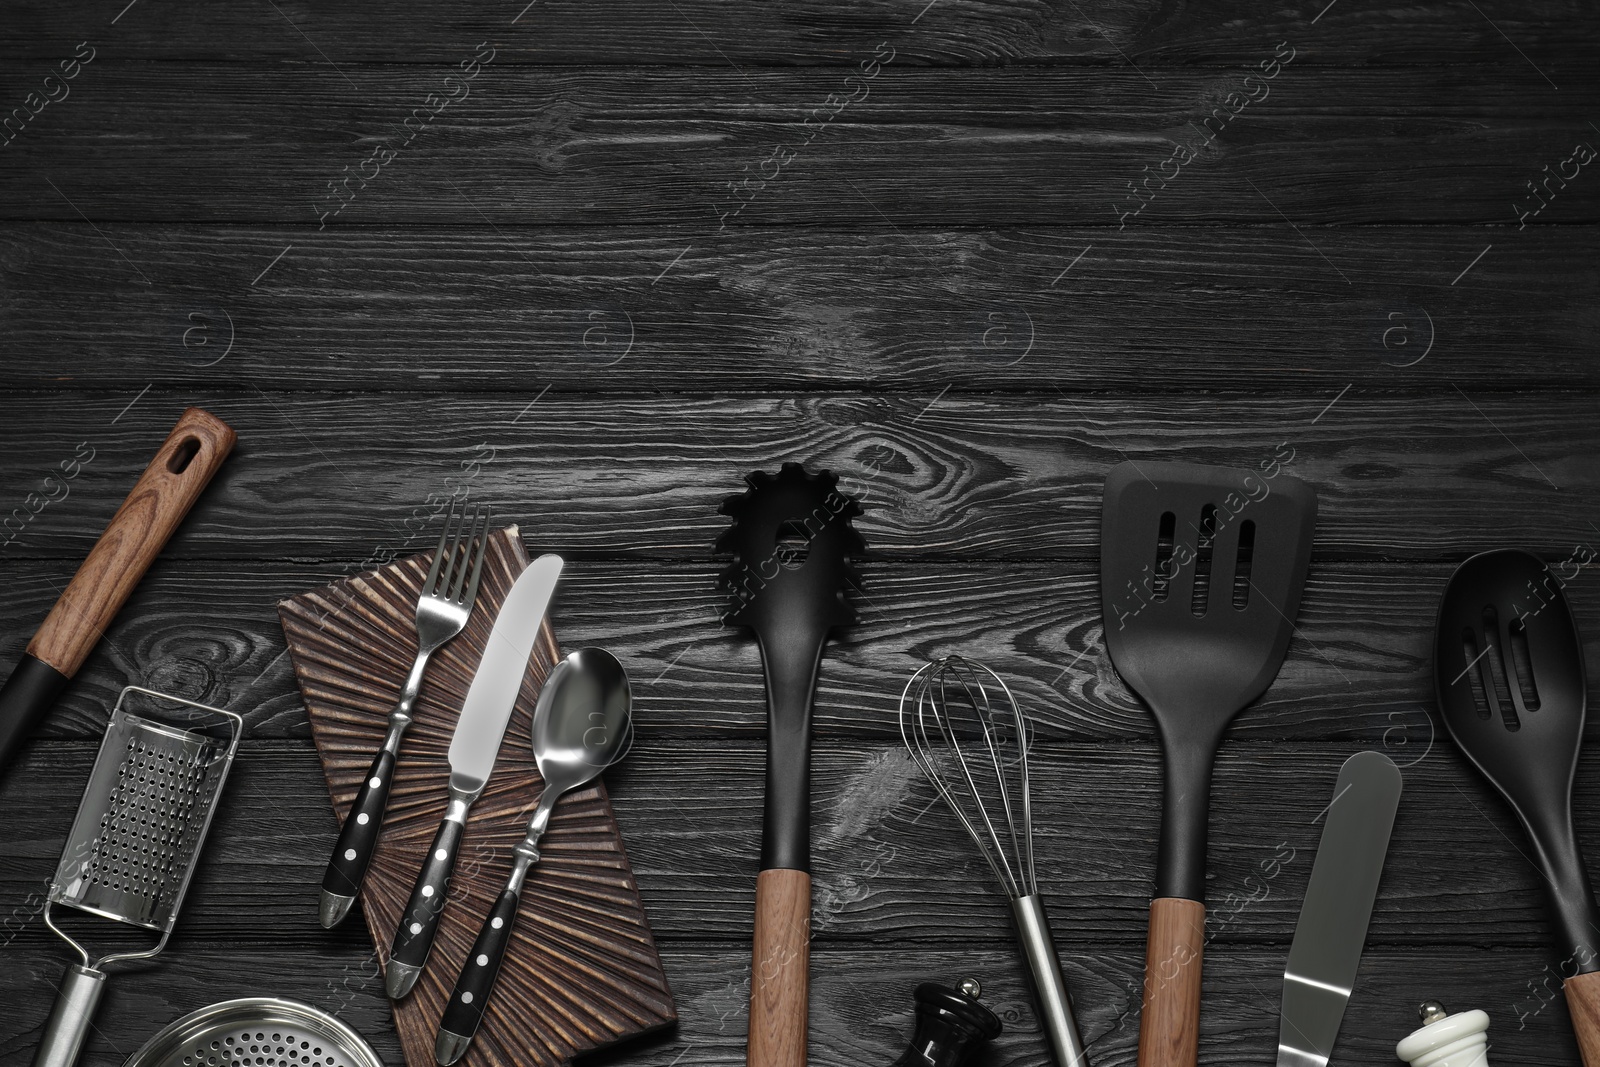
1396 1001 1491 1067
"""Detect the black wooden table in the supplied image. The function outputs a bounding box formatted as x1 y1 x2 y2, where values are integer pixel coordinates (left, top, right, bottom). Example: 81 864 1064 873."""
1 2 1597 1064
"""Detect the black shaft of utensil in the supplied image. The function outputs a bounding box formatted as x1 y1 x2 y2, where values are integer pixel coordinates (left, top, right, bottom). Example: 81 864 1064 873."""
1526 807 1600 974
0 654 70 779
758 628 825 872
1155 724 1224 902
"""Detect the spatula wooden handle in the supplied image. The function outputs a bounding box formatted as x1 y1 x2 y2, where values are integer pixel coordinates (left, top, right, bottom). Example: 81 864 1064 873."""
748 868 809 1067
1566 971 1600 1066
27 408 235 678
1138 897 1205 1067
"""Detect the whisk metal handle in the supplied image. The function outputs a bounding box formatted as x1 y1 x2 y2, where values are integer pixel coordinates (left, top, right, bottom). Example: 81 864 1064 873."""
32 964 107 1067
1011 895 1090 1067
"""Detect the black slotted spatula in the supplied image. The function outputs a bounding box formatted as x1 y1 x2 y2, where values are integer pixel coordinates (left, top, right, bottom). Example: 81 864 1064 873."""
1099 460 1317 1067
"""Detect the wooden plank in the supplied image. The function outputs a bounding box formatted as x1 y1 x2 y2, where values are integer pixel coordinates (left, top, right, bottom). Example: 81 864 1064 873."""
0 390 1593 562
3 739 1596 950
5 558 1600 745
0 943 1581 1067
0 0 1591 67
1 67 1594 224
1 224 1592 391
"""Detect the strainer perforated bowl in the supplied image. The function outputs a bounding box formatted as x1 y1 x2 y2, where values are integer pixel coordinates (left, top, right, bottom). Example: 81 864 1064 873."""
124 999 384 1067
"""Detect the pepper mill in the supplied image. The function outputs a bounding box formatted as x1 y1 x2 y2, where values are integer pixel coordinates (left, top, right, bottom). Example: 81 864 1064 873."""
1395 1000 1491 1067
890 979 1003 1067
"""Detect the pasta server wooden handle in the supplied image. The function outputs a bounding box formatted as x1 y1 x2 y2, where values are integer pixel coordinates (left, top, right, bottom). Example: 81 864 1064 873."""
1566 971 1600 1066
748 868 810 1067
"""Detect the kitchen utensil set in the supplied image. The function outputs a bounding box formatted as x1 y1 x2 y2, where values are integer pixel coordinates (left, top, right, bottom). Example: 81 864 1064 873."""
900 655 1088 1067
33 686 243 1067
321 501 493 929
12 439 1600 1067
716 462 864 1067
386 551 564 998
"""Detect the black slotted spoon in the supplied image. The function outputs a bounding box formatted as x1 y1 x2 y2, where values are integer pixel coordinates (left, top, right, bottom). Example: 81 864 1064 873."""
1100 459 1317 1067
1434 548 1600 1064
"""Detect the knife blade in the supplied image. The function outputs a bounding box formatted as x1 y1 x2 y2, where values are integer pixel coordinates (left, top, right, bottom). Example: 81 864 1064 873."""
385 551 564 999
1277 750 1403 1067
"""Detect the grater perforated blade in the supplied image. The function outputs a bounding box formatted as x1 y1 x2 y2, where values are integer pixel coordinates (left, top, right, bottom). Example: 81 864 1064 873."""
32 686 243 1067
122 998 384 1067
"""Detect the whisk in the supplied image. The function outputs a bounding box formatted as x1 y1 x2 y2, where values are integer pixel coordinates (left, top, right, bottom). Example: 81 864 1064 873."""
900 655 1089 1067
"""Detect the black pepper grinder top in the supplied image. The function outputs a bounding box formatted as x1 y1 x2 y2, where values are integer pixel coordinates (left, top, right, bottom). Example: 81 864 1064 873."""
890 979 1004 1067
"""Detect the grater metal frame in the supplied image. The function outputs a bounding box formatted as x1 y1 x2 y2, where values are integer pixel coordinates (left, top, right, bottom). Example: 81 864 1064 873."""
43 685 243 972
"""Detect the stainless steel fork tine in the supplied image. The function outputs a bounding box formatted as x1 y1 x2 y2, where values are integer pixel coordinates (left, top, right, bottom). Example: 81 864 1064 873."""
449 505 486 603
437 500 468 596
457 507 492 607
423 499 459 596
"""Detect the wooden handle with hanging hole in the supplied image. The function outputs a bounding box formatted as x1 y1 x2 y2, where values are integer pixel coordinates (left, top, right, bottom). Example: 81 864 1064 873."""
28 407 235 677
1138 897 1205 1067
748 868 809 1067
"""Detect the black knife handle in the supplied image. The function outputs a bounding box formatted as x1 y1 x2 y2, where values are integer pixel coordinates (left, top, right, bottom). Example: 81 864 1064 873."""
323 747 397 899
392 817 466 974
438 886 521 1056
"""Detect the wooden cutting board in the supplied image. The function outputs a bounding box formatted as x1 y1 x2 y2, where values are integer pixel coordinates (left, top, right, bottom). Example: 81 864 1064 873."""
277 526 676 1067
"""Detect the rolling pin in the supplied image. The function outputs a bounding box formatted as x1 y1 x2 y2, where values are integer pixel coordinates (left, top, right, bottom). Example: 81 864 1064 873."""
0 407 236 778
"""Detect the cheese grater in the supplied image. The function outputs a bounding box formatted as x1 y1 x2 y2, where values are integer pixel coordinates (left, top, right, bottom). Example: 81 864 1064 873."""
32 685 243 1067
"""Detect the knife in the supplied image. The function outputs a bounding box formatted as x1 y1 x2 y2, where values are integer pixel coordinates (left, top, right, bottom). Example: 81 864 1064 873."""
0 408 236 782
384 552 564 1000
1277 750 1403 1067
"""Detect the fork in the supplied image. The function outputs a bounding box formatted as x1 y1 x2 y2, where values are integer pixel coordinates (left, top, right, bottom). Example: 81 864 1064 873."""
319 501 492 928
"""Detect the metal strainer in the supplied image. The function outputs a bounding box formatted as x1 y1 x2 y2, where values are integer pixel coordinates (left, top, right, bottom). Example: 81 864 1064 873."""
33 686 243 1067
123 998 384 1067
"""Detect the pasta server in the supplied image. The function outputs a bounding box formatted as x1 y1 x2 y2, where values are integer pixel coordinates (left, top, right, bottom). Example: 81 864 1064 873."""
30 685 243 1067
717 462 864 1067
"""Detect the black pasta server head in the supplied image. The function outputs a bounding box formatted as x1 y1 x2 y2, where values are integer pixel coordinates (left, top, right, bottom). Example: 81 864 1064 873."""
716 462 865 637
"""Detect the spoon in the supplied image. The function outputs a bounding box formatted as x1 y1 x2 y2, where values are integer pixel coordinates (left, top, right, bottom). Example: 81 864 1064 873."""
1433 548 1600 1065
434 647 633 1066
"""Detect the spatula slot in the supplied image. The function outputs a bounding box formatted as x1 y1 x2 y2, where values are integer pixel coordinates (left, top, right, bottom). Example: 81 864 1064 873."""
1231 520 1256 609
1507 616 1541 713
1190 505 1217 617
1481 605 1521 731
1461 627 1492 720
1152 511 1176 602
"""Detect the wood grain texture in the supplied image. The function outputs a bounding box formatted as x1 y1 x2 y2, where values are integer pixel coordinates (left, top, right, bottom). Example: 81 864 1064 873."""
1137 898 1205 1067
1569 972 1600 1067
1 68 1595 225
277 528 675 1067
748 868 810 1067
26 407 234 676
2 225 1595 392
10 738 1600 950
0 0 1593 65
1 391 1598 564
3 943 1589 1067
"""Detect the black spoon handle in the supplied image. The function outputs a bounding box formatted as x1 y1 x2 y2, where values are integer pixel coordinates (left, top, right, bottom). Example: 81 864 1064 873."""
437 886 521 1061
